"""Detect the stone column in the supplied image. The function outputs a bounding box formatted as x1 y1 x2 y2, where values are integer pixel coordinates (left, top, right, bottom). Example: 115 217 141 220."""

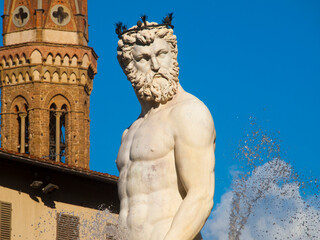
55 111 62 162
19 112 27 154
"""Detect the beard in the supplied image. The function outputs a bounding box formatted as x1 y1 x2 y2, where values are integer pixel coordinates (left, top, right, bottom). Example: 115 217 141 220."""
129 66 179 104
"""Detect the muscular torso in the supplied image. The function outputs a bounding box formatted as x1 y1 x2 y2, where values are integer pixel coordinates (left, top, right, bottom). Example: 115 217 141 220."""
117 106 185 240
116 89 211 240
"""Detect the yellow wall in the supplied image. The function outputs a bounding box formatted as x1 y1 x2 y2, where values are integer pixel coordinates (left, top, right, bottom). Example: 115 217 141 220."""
0 185 118 240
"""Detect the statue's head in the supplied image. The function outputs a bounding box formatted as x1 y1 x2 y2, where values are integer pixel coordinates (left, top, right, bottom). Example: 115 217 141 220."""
117 21 179 104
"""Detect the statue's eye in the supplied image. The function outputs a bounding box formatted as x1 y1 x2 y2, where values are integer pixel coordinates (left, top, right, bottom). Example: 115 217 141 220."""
136 55 150 63
157 50 168 57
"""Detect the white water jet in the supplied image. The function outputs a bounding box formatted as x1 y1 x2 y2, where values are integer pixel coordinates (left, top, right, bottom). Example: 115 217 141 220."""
203 119 320 240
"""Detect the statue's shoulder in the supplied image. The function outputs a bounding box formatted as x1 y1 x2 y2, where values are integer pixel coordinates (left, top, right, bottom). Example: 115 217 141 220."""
170 91 214 132
169 91 215 145
121 128 129 143
171 91 212 116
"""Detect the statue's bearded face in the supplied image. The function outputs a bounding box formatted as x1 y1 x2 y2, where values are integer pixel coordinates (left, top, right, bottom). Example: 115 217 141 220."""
130 38 178 103
117 25 179 103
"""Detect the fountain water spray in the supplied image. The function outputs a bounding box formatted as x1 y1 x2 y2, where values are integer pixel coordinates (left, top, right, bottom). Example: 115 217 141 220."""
228 118 320 240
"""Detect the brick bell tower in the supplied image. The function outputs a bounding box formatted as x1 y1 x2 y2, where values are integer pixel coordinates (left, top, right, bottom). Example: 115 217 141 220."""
0 0 97 168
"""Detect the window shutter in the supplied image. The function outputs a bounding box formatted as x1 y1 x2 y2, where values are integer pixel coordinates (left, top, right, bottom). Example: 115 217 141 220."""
0 201 12 240
56 213 79 240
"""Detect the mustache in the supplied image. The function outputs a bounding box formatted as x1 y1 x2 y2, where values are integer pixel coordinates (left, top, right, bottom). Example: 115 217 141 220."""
132 68 175 89
152 69 172 80
153 72 167 79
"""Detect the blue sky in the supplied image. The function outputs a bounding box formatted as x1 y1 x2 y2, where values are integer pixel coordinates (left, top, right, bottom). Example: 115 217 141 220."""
1 0 320 238
87 1 320 236
87 0 320 201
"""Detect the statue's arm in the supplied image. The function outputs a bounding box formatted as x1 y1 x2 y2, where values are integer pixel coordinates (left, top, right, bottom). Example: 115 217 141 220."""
164 101 216 240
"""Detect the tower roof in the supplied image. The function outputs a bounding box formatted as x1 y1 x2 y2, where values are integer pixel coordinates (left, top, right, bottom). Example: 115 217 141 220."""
0 148 118 184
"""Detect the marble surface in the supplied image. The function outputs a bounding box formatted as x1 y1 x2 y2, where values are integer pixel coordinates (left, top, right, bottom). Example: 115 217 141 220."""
116 23 216 240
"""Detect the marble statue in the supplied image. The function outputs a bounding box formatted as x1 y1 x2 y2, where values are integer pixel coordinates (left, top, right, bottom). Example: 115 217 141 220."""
116 17 216 240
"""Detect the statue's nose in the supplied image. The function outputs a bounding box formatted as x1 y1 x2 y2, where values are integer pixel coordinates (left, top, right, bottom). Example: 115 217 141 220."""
151 56 160 72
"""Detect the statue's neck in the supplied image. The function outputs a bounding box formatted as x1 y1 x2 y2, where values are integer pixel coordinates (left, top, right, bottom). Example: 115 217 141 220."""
139 101 160 117
138 84 183 117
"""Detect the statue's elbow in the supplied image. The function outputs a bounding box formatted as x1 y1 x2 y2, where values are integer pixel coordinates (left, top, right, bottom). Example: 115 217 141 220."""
197 192 214 214
205 196 214 214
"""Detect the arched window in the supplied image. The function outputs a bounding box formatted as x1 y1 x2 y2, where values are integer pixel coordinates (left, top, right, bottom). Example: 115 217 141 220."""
12 97 29 154
49 103 57 160
60 104 68 163
49 98 69 163
17 106 29 153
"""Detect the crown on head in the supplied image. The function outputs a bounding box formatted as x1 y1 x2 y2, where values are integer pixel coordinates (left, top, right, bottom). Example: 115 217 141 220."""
115 13 174 39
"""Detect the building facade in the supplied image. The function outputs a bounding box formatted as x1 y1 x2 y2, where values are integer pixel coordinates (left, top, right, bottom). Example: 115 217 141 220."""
0 150 119 239
0 1 119 239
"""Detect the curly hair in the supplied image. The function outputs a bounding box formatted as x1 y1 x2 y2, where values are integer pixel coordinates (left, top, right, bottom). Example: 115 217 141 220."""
117 22 179 76
116 22 180 103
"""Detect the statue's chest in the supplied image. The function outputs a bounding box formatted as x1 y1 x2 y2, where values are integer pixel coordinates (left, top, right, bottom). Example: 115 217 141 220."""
123 116 174 162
